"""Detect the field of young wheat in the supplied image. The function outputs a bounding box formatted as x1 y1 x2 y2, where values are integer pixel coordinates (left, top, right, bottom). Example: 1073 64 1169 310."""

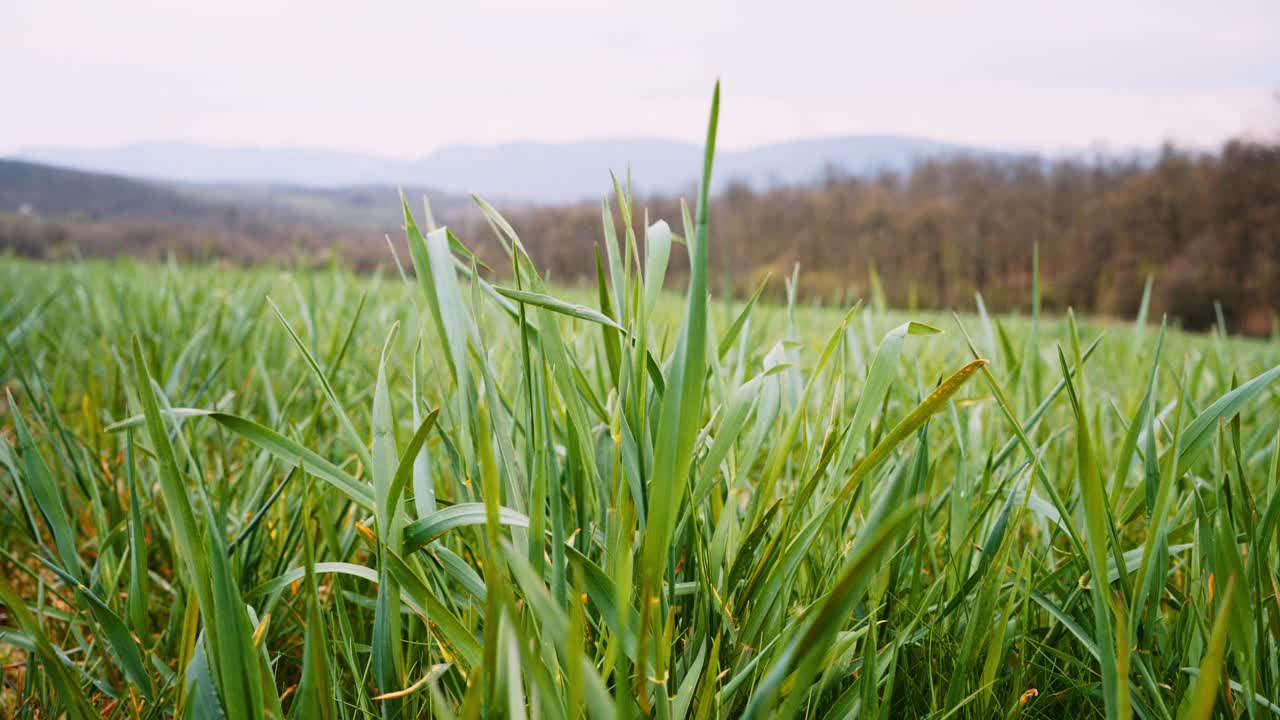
3 88 1280 719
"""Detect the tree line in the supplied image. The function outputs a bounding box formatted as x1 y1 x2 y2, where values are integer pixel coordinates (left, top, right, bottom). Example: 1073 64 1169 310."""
474 138 1278 335
3 137 1277 335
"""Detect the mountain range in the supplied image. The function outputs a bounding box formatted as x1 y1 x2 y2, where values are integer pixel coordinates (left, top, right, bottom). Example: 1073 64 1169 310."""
15 136 1022 205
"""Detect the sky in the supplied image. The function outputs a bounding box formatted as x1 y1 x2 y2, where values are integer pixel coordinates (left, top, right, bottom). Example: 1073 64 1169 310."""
4 0 1278 157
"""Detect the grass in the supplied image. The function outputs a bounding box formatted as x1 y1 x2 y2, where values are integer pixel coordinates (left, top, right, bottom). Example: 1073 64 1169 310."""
3 85 1280 718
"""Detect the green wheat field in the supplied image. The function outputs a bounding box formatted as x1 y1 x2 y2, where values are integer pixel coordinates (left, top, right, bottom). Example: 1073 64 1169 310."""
3 87 1280 719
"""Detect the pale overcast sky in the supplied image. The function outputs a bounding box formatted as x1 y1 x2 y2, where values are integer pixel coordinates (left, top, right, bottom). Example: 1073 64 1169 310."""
4 0 1278 156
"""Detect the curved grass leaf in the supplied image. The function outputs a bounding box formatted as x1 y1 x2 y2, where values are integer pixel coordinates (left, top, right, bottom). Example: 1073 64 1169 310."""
403 502 532 554
495 286 626 333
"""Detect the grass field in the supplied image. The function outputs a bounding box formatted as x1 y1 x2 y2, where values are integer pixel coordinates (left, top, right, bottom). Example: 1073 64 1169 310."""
4 92 1280 719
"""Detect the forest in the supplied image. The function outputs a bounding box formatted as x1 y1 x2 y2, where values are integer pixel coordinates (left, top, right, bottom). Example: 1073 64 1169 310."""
491 138 1280 334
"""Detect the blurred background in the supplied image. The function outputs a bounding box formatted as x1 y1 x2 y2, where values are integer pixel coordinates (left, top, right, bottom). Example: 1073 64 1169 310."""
3 0 1277 333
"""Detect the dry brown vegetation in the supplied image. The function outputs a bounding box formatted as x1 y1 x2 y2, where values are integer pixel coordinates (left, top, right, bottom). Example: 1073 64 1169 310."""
491 139 1280 334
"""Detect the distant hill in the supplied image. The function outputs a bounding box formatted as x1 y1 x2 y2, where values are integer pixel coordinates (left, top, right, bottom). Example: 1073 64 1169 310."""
16 136 1024 205
0 158 471 232
0 158 476 270
0 158 217 222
